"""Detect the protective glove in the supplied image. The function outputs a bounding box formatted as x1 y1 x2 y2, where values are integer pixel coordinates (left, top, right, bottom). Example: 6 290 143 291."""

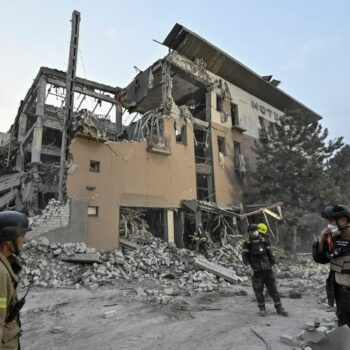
272 264 280 274
245 265 254 277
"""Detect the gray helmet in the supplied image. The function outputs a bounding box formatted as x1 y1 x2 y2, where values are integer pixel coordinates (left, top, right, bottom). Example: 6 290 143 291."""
321 205 350 221
248 224 258 232
321 206 335 220
0 211 32 241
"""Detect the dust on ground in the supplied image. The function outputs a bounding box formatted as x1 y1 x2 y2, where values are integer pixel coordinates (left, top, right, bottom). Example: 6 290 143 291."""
21 282 333 350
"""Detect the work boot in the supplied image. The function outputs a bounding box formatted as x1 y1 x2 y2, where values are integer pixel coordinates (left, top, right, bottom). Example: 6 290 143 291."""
276 306 288 317
258 307 267 317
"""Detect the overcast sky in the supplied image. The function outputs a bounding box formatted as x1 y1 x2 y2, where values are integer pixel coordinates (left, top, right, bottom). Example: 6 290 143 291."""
1 0 349 142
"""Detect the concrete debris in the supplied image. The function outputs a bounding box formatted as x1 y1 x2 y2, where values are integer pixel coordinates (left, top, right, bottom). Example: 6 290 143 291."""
194 257 243 284
280 334 300 347
103 310 116 319
60 253 101 264
119 208 154 242
279 315 346 349
20 236 331 308
308 325 350 350
21 239 232 300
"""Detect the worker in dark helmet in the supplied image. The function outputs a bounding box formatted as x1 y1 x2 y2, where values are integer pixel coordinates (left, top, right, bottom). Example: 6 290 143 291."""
0 211 31 349
242 223 288 317
313 204 350 327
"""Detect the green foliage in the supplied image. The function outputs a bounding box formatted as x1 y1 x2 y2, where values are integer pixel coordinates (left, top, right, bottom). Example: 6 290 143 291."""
328 145 350 207
250 110 344 241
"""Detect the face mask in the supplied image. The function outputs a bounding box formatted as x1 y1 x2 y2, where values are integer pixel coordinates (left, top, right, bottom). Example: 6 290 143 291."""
252 231 259 237
328 224 339 233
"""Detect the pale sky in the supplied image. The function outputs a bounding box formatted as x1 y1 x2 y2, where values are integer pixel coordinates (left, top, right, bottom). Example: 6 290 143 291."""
1 0 349 142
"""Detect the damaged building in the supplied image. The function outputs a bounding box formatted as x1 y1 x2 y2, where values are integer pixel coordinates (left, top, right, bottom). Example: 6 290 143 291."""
0 24 321 250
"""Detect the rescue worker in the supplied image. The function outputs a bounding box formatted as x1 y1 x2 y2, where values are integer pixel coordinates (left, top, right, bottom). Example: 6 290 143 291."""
242 223 288 317
0 211 31 349
313 204 350 327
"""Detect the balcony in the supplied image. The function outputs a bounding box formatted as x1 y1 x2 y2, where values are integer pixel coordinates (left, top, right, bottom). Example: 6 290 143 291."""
147 134 171 155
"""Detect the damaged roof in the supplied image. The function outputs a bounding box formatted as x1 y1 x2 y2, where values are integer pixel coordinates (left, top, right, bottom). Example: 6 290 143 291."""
163 23 322 121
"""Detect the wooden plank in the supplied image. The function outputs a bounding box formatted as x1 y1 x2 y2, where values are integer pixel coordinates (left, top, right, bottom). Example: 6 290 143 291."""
194 257 243 283
240 202 283 219
263 208 282 220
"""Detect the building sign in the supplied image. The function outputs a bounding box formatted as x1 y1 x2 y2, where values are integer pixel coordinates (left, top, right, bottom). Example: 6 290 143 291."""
251 100 280 120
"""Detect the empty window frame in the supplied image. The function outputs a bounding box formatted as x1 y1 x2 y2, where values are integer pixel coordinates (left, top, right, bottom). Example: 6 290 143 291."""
217 137 226 155
88 206 99 217
230 103 239 126
175 125 187 144
234 141 241 166
90 160 100 172
216 94 224 112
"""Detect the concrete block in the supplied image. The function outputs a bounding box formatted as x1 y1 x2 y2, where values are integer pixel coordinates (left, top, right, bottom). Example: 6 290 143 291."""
280 334 300 347
303 329 327 344
305 321 315 330
103 310 116 319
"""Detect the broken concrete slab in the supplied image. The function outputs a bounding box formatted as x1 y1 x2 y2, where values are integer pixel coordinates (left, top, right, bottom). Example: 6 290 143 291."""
303 329 327 344
103 310 116 319
0 172 22 194
308 325 350 350
280 334 300 347
119 238 141 250
194 257 243 284
61 253 101 264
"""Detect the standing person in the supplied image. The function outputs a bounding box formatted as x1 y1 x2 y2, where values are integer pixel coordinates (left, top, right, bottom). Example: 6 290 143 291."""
313 204 350 327
0 211 31 350
242 223 288 317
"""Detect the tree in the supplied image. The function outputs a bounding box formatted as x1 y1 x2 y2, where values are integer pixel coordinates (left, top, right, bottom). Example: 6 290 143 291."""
250 110 343 250
328 144 350 207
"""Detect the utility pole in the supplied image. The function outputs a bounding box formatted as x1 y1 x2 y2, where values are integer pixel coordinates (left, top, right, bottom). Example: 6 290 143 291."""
58 10 80 202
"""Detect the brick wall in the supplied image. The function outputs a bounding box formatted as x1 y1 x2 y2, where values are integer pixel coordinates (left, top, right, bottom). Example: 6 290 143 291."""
29 199 71 238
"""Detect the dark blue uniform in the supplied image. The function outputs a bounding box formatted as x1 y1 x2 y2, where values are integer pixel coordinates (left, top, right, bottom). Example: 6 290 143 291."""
242 236 283 311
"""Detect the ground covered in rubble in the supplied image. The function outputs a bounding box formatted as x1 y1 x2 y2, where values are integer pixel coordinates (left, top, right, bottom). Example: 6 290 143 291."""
21 284 334 350
17 239 338 349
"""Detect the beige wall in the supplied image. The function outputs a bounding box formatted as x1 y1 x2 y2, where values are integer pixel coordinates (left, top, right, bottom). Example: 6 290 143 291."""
67 118 196 250
211 122 243 207
208 73 283 139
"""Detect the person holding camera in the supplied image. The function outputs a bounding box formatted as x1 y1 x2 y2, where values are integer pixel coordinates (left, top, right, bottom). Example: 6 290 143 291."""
313 204 350 327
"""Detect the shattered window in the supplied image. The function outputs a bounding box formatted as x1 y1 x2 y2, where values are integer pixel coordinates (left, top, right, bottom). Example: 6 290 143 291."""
88 206 99 217
90 160 100 172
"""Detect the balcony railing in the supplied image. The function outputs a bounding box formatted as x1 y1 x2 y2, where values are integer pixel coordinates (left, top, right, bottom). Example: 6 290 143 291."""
147 134 171 155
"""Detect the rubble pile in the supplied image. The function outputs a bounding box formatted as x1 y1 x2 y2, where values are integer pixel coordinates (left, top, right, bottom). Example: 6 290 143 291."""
280 317 350 349
274 255 330 299
210 243 246 276
20 238 232 299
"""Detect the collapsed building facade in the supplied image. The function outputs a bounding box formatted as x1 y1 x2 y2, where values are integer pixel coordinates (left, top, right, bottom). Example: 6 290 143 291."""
0 24 321 250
